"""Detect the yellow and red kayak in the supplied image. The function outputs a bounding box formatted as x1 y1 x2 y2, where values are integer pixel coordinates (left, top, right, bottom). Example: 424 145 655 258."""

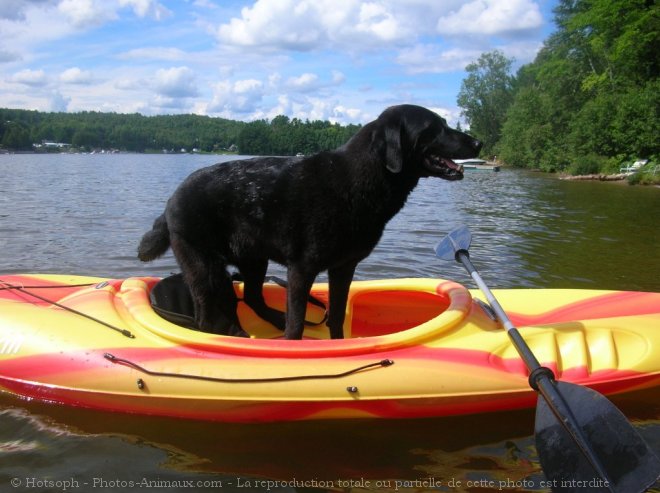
0 274 658 422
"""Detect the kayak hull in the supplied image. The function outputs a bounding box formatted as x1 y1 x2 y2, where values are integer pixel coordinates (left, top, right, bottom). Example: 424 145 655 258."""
1 274 658 422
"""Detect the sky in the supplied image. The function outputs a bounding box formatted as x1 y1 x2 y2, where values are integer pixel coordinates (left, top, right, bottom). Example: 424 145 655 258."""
0 0 559 126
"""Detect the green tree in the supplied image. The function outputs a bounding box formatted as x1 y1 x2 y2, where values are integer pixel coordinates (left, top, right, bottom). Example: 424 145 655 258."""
559 0 659 91
496 0 659 172
238 120 273 155
0 107 359 156
457 50 515 155
1 122 32 150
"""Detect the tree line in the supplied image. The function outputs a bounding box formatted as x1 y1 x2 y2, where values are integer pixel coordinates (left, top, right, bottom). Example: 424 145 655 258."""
0 108 360 156
457 0 658 176
0 110 243 153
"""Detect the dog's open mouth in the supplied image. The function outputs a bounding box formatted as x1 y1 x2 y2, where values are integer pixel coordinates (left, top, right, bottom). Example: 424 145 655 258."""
424 155 464 180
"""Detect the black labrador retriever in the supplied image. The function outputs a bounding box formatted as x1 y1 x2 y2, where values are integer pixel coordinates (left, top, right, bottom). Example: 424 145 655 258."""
138 104 481 339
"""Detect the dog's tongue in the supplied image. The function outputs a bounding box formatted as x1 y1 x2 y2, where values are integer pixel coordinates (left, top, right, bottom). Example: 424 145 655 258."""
441 158 462 171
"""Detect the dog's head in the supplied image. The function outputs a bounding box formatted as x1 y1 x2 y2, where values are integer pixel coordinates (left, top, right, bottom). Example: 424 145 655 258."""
374 104 482 180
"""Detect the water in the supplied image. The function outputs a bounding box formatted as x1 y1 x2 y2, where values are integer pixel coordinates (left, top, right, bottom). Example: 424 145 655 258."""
0 153 659 492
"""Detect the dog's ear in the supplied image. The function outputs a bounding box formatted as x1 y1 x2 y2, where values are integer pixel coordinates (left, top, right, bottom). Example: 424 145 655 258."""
383 123 403 173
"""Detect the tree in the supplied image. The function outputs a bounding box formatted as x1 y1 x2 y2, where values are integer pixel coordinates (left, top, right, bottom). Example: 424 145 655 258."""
557 0 659 91
1 122 32 150
237 120 273 155
457 50 515 155
496 0 659 172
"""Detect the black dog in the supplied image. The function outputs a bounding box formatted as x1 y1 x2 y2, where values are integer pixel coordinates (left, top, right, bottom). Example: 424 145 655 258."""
138 104 481 339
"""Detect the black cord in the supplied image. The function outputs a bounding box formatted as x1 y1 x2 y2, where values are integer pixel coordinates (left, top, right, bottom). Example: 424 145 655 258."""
0 283 95 290
0 279 134 338
104 352 394 383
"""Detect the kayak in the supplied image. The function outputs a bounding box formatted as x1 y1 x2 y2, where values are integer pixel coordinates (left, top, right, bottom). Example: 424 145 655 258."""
0 274 658 423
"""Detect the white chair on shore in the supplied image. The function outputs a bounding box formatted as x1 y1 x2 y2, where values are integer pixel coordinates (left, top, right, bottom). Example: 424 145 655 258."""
619 159 648 173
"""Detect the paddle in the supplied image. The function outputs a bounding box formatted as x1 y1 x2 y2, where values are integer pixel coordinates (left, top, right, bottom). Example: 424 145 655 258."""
435 226 660 493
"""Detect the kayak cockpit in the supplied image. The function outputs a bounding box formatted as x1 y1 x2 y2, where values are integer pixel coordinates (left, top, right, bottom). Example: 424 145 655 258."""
119 276 474 357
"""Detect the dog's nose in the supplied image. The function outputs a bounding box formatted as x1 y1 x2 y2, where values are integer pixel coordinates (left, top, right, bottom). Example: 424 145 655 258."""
472 139 483 152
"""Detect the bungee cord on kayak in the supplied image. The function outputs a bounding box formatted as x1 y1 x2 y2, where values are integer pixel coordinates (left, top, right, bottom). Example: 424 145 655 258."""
104 353 394 385
0 279 135 339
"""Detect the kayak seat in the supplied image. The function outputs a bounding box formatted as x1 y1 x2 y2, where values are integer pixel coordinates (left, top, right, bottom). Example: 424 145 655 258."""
149 273 329 336
149 273 198 330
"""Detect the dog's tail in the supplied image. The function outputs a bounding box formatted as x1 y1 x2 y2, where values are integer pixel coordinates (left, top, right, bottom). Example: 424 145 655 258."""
138 213 171 262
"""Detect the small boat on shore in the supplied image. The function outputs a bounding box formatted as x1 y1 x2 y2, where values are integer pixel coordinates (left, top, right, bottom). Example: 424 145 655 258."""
455 158 500 171
1 273 658 423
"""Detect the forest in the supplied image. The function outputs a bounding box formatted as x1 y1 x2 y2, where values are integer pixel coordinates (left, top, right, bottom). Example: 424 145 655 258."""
458 0 658 178
0 108 360 156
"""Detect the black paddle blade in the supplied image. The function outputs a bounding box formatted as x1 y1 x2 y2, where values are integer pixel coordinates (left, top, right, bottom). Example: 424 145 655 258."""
434 225 472 261
535 381 660 493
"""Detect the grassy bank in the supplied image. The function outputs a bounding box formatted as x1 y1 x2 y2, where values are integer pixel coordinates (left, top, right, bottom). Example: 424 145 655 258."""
627 166 660 185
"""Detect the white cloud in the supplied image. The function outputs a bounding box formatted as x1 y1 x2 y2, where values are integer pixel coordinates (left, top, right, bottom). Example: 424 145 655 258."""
118 47 188 61
214 0 544 53
331 70 346 84
60 67 94 84
437 0 543 36
396 45 483 74
114 77 143 91
284 70 345 93
57 0 117 28
191 0 218 9
154 66 199 98
268 73 282 88
287 73 319 91
10 69 49 87
428 106 463 127
7 0 171 32
396 38 544 74
49 90 71 112
217 0 322 50
260 94 292 119
207 78 265 114
330 105 365 123
252 96 369 125
234 78 262 94
0 3 76 62
216 0 413 51
152 94 191 111
355 3 400 41
292 99 369 124
500 40 544 65
216 0 544 55
0 49 21 63
118 0 172 20
0 0 51 21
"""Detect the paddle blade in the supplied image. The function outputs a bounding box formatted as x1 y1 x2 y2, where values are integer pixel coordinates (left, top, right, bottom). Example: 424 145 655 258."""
535 381 660 493
434 225 472 261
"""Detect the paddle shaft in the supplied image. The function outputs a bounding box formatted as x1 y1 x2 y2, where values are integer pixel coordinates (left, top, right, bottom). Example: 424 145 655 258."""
455 250 615 488
455 251 541 369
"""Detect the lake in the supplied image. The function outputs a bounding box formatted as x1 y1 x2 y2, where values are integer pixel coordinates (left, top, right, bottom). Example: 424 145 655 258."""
0 153 658 492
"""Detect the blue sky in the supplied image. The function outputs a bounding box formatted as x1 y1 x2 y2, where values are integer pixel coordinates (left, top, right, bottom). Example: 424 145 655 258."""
1 0 558 125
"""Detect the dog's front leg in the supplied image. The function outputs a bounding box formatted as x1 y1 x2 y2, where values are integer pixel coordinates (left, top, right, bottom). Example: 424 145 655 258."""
284 265 316 340
327 262 357 339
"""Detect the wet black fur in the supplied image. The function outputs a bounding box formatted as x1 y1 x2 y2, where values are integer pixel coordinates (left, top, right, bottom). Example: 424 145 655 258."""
138 104 482 339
